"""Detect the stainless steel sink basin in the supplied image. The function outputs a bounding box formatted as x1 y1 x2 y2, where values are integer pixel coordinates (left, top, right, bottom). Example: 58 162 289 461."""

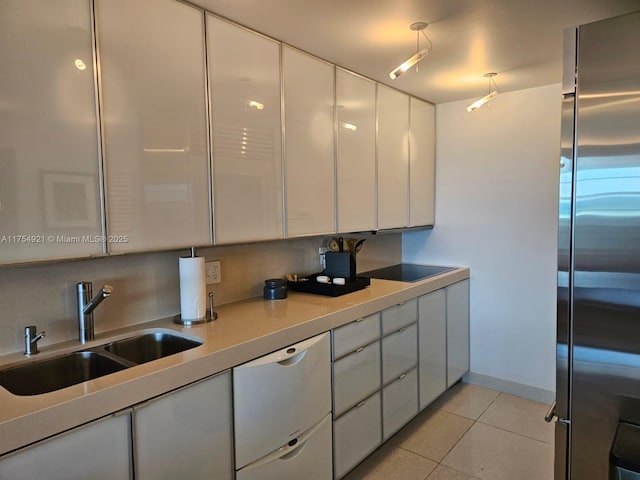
102 332 202 365
0 351 129 396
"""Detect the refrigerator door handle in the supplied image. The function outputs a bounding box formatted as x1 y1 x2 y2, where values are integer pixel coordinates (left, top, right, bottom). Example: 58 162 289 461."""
544 400 557 423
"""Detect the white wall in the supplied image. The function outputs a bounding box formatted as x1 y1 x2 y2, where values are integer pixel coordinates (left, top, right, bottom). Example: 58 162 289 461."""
403 83 561 392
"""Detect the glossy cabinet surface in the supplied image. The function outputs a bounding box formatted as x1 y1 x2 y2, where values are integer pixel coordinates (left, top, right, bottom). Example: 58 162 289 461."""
233 332 331 469
377 85 409 229
333 392 382 479
409 97 436 226
97 0 211 252
332 313 380 359
381 323 418 384
447 280 470 387
0 412 131 479
283 47 335 237
333 340 381 416
418 289 447 409
381 299 418 335
0 0 103 263
133 372 233 480
335 68 376 232
207 16 283 243
237 413 333 480
383 368 418 440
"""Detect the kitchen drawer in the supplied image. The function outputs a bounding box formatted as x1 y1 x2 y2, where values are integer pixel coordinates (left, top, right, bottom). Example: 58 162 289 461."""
333 340 381 416
333 391 382 479
381 299 417 335
236 413 332 480
332 313 380 359
234 333 331 469
382 368 418 440
381 323 418 384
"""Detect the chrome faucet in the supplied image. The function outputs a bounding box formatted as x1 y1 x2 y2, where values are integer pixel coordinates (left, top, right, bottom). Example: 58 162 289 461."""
24 325 46 355
77 282 113 344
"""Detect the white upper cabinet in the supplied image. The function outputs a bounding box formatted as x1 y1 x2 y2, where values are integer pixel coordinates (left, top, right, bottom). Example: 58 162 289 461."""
283 47 335 237
336 69 376 233
97 0 211 253
377 85 409 229
409 97 435 226
207 16 283 244
0 0 103 263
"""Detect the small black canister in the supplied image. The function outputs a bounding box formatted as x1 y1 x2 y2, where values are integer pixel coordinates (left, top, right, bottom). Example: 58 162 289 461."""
263 278 287 300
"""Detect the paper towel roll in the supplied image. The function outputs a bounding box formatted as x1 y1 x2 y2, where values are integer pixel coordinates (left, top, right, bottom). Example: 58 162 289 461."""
179 256 206 321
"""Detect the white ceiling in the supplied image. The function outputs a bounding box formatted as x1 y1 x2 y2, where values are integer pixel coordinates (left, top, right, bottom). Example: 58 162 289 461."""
190 0 639 104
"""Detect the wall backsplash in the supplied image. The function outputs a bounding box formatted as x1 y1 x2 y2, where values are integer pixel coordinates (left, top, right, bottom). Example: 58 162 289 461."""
0 233 401 355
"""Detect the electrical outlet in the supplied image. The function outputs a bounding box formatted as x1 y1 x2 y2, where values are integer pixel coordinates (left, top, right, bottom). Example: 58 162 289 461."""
205 261 221 284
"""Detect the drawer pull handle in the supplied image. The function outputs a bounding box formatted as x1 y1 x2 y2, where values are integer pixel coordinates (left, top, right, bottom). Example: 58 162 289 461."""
398 327 407 333
356 401 366 408
399 374 407 380
355 317 364 322
354 347 365 354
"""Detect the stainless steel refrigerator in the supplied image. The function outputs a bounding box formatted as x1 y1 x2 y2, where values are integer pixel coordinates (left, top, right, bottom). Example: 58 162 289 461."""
551 11 640 480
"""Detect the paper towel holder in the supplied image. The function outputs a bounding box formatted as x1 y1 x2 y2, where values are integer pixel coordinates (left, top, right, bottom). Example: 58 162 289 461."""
174 292 218 326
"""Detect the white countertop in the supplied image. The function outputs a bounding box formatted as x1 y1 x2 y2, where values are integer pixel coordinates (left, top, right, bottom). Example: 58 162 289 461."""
0 268 469 455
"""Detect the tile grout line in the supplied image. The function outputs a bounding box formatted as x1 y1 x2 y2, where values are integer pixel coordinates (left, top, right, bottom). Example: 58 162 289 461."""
474 419 555 446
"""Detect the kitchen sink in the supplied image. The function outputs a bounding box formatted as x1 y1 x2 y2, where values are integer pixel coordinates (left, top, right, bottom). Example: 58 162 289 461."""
0 351 129 396
102 332 203 365
0 330 203 396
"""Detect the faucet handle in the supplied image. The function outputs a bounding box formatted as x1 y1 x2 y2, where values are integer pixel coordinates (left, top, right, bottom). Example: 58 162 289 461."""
24 326 46 356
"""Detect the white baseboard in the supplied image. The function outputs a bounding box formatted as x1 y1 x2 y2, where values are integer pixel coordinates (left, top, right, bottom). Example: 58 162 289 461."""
463 371 555 404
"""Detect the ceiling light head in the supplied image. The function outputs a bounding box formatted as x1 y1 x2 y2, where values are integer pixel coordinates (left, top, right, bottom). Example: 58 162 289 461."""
466 72 499 112
389 22 432 80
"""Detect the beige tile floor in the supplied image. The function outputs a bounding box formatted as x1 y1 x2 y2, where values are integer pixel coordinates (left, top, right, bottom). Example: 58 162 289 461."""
344 383 554 480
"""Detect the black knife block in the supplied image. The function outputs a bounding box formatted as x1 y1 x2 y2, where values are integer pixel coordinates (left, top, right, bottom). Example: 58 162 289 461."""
324 252 357 281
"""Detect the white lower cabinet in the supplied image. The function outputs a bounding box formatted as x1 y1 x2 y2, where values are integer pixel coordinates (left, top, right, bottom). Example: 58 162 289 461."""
237 413 333 480
418 289 447 409
133 371 233 480
382 368 419 440
234 332 331 470
381 323 418 384
0 412 132 480
333 392 382 479
446 280 470 387
333 340 381 416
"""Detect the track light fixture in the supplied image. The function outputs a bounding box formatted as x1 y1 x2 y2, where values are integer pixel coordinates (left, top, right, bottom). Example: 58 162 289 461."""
467 73 499 112
389 22 433 80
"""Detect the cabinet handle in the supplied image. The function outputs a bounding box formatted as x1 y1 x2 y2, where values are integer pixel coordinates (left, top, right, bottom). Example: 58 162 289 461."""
356 401 366 408
354 347 365 354
399 373 407 380
355 317 364 322
398 327 407 333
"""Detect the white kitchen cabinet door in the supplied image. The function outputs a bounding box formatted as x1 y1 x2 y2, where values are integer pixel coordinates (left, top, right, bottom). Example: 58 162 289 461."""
0 412 131 479
133 371 233 480
409 97 436 226
237 413 332 480
418 289 447 410
381 298 418 335
233 332 331 469
377 85 409 229
207 15 283 243
335 68 376 232
382 368 418 440
381 323 418 385
332 312 380 360
0 0 103 264
333 340 381 416
97 0 211 253
333 392 382 479
283 47 335 237
447 280 470 387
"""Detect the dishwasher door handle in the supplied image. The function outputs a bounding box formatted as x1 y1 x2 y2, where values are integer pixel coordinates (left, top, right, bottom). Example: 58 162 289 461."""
235 332 328 370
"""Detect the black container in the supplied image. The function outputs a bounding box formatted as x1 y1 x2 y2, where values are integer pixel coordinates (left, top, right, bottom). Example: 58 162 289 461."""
324 252 357 281
263 278 287 300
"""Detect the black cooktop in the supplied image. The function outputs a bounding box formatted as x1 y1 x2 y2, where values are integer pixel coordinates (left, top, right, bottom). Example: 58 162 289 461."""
360 264 456 283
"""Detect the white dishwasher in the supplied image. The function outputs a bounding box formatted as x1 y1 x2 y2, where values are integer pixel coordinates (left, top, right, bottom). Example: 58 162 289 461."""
233 332 332 478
